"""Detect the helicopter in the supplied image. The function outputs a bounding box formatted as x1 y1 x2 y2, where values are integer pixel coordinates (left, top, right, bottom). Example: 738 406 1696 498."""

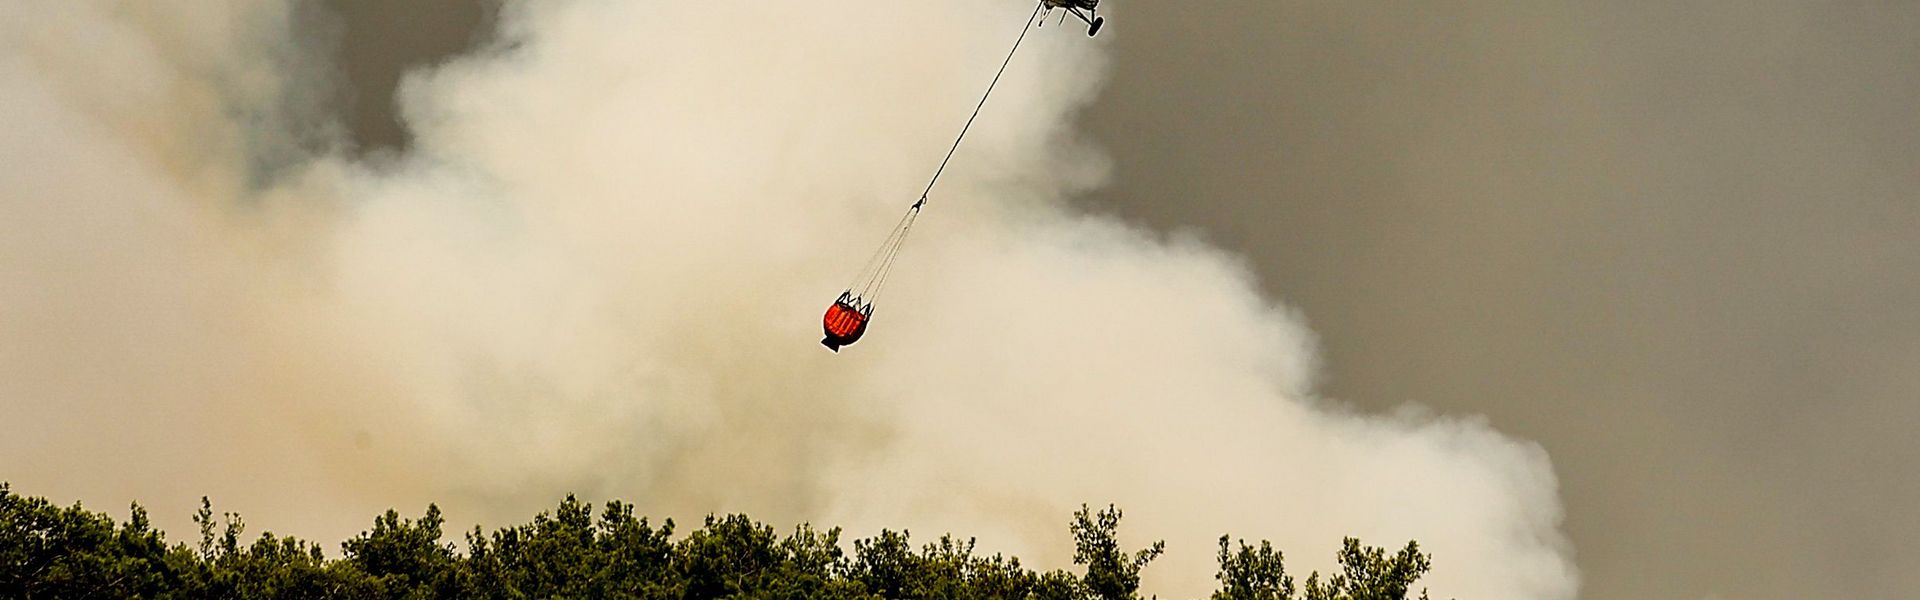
1040 0 1105 37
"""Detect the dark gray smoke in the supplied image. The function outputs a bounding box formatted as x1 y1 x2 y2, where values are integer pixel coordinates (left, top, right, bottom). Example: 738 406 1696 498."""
1081 3 1920 599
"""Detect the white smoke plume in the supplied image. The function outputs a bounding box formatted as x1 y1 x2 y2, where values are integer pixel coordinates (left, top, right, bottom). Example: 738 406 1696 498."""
0 1 1577 598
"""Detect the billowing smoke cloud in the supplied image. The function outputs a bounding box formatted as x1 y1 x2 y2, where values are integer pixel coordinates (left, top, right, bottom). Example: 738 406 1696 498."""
0 2 1576 598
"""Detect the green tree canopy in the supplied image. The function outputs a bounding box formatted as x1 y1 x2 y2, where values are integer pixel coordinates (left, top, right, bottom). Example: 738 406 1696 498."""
0 482 1443 599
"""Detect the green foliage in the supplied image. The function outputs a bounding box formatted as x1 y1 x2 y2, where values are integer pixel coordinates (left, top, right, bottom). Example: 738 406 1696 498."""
0 482 1444 599
340 504 459 597
1213 537 1294 600
1 483 188 598
845 529 1080 599
673 513 784 597
1300 539 1435 600
1072 504 1164 600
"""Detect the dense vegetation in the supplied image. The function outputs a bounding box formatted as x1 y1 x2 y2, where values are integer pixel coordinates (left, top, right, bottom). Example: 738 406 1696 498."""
0 482 1438 599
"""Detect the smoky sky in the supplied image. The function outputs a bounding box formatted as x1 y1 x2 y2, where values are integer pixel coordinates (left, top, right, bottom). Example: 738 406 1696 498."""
338 2 1920 598
4 2 1576 598
16 1 1915 598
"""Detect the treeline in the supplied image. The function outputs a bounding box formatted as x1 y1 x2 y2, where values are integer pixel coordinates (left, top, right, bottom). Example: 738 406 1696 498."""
0 482 1438 599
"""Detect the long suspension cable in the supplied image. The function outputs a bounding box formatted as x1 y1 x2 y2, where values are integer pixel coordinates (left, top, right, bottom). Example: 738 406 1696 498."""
916 1 1045 207
846 3 1044 302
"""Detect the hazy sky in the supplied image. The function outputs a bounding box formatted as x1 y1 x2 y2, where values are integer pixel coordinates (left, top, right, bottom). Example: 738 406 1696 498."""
7 2 1576 598
1078 4 1919 599
324 3 1919 597
7 1 1914 598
